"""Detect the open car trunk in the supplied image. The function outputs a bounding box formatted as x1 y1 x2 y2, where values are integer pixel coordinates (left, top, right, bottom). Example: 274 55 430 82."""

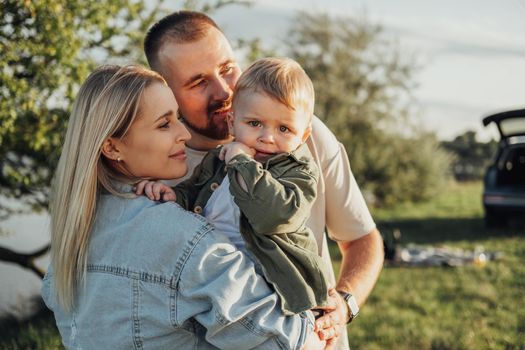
495 145 525 189
483 108 525 190
483 108 525 139
482 108 525 226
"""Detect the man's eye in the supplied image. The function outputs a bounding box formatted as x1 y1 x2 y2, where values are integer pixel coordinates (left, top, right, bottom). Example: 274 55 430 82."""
248 121 260 127
160 121 170 129
192 80 206 88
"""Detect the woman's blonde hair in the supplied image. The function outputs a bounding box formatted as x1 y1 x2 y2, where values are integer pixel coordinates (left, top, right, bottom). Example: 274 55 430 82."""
50 65 165 310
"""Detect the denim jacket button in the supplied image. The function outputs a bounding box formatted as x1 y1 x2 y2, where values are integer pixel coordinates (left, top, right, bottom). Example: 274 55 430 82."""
194 205 203 214
210 182 219 191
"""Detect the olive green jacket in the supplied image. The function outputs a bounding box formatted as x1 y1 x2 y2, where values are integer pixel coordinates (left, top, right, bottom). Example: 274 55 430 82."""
174 143 329 314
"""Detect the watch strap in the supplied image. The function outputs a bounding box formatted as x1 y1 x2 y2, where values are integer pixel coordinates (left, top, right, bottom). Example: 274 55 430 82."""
338 291 359 323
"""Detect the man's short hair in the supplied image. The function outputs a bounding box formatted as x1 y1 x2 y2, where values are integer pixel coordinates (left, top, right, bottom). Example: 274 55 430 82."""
234 57 315 118
144 10 220 71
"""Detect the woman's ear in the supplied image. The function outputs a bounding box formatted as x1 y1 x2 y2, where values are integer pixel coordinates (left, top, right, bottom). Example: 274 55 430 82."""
301 124 312 144
101 138 122 162
227 112 235 137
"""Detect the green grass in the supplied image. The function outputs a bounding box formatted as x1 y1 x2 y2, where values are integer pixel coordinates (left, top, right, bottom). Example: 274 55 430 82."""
338 181 525 349
0 306 63 350
2 181 524 349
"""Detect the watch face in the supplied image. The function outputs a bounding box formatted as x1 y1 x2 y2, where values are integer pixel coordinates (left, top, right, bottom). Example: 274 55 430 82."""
339 291 359 322
347 295 359 317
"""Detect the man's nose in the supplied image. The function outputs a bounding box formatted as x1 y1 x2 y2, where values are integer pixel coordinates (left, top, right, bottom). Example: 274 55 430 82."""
211 76 232 101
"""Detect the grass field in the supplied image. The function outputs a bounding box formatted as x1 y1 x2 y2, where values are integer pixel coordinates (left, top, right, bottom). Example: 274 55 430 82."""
1 181 524 349
340 181 525 349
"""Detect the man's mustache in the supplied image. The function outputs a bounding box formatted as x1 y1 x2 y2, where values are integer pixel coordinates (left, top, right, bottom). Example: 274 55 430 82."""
208 98 232 115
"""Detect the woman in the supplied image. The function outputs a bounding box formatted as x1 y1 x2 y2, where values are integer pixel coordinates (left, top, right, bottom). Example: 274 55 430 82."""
42 65 327 349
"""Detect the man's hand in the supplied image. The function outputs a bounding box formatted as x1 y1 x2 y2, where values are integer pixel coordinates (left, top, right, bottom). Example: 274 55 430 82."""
301 328 326 350
219 142 255 163
135 180 176 202
313 288 347 349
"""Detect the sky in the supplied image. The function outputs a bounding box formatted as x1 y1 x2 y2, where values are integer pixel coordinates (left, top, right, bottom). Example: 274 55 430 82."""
204 0 525 141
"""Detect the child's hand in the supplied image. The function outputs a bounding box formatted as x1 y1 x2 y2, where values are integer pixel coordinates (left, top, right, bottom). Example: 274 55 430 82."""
219 142 256 163
135 180 176 202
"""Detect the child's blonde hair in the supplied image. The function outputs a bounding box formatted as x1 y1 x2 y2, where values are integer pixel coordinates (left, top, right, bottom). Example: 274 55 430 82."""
50 65 165 311
233 57 315 118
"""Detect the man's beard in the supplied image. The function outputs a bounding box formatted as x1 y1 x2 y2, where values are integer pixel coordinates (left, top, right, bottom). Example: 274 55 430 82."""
180 99 231 140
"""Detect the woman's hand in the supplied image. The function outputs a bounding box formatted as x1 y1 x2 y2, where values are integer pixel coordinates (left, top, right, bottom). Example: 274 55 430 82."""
313 288 348 349
219 142 255 163
135 180 176 202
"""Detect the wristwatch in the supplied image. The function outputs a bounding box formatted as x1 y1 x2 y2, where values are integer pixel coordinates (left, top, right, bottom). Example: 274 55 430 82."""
338 291 359 323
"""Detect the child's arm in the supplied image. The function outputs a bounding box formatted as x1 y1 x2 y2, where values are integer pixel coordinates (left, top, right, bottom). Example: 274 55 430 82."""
133 177 196 209
219 142 256 164
134 150 221 210
226 147 319 235
219 142 256 192
135 181 177 201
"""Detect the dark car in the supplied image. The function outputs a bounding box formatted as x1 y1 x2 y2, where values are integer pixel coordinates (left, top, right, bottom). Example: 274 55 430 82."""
482 109 525 227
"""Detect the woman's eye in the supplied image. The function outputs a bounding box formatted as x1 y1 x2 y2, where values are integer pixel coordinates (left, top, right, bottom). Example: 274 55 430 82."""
248 121 260 127
160 121 170 129
280 126 289 132
222 65 235 75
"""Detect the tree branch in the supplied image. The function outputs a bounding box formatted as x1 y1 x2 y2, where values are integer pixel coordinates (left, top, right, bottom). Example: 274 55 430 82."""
0 244 50 278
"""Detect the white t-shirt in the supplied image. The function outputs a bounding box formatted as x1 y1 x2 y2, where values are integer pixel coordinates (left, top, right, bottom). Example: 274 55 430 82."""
203 176 245 253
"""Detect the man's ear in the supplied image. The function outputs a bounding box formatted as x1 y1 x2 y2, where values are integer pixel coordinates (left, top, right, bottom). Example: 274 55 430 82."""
227 112 235 137
101 137 123 162
301 124 312 144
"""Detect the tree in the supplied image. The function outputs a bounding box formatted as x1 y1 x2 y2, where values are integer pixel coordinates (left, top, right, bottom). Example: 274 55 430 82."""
0 0 167 219
0 0 251 272
0 0 253 219
286 12 451 205
441 131 498 181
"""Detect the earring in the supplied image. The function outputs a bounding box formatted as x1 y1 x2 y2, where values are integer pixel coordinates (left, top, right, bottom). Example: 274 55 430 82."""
117 157 121 163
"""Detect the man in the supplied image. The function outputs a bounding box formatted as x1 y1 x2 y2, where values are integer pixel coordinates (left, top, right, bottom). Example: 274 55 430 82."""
144 11 384 349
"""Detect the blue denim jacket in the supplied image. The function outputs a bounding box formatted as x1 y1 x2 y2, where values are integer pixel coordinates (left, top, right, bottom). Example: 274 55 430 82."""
42 189 312 349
